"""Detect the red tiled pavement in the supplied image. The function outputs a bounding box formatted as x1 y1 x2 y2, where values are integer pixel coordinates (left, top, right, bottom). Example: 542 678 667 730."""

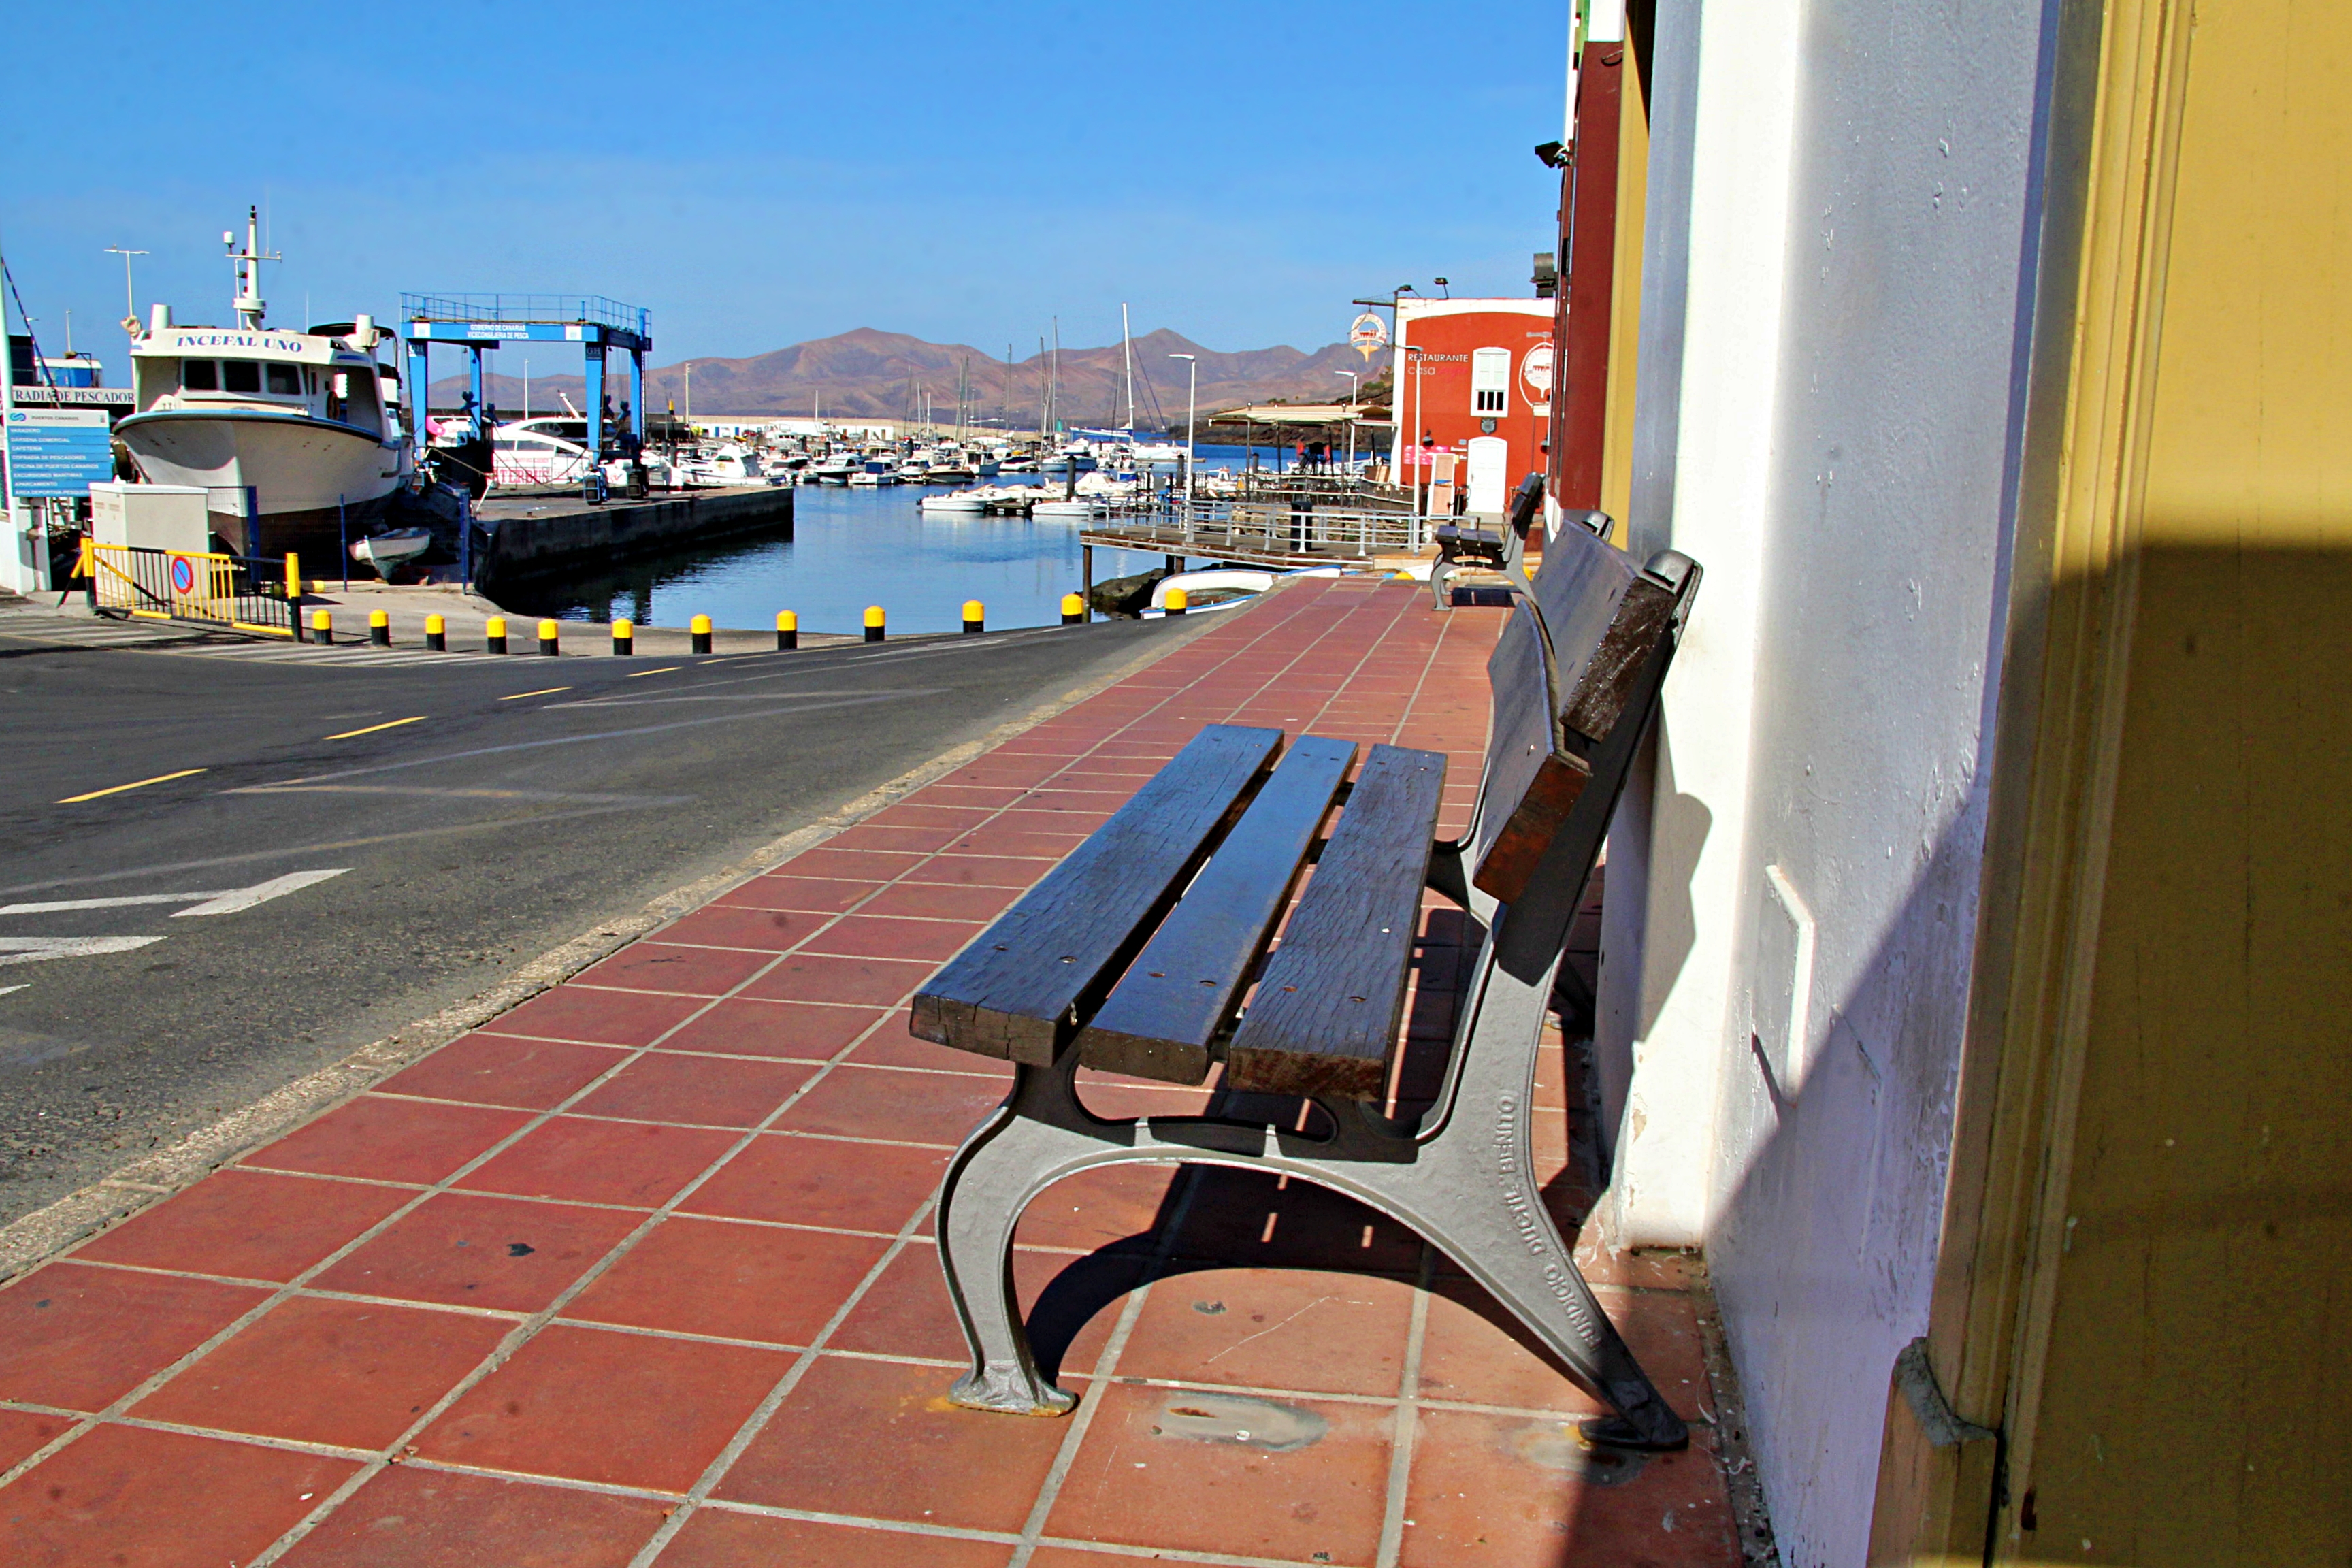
0 581 1746 1567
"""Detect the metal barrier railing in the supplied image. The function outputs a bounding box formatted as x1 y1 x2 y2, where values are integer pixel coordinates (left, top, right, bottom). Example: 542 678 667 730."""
84 542 297 638
1083 494 1435 560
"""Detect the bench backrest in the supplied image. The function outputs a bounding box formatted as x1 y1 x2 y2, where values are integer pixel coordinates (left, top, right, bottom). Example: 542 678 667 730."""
1463 517 1699 961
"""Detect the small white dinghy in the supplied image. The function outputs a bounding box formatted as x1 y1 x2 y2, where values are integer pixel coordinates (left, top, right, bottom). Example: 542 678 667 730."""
1143 566 1345 617
349 527 434 578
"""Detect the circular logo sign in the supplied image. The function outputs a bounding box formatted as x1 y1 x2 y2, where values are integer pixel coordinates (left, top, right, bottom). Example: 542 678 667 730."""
169 557 197 595
1348 310 1390 361
1521 343 1556 416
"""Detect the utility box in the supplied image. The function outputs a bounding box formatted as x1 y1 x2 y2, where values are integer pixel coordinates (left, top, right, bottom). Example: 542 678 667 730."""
89 483 211 554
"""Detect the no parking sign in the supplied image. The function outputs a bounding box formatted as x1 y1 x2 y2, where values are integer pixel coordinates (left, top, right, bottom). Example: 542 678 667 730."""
169 556 197 595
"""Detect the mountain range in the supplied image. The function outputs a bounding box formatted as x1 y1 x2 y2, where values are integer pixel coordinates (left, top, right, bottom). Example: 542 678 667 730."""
430 327 1388 428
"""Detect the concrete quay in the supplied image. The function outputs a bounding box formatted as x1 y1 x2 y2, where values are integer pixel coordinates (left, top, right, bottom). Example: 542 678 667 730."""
475 483 794 583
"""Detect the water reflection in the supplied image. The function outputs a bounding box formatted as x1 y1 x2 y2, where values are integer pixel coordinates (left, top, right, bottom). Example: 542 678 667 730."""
494 481 1176 638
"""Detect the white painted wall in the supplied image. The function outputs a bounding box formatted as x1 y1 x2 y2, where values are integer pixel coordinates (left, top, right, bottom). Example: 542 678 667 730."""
1595 1 2056 1559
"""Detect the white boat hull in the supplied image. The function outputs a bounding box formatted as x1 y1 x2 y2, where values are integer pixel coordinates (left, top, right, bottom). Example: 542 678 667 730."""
117 408 405 555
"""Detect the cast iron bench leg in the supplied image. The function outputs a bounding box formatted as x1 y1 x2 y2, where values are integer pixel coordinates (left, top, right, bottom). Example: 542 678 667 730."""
935 943 1688 1448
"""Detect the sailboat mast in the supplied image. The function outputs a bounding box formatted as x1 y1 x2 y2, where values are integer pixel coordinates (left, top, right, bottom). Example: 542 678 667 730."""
1120 303 1134 431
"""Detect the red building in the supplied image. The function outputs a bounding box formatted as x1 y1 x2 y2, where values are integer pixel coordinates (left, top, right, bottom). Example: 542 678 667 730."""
1386 297 1556 516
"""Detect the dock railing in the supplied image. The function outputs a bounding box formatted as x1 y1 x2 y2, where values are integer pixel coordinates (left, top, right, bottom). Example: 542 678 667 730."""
400 293 645 331
1081 480 1441 565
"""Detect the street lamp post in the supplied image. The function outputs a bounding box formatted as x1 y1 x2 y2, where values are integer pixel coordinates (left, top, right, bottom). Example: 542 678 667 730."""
105 246 148 336
1333 370 1359 480
1169 353 1197 516
1396 344 1434 534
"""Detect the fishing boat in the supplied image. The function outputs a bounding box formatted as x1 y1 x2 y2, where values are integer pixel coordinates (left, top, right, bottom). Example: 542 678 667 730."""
114 206 414 557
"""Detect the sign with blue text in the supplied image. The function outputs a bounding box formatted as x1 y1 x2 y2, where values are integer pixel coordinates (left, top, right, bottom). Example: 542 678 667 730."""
4 408 114 498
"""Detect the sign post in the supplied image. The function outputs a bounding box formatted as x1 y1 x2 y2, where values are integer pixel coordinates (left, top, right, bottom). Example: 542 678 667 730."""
0 218 29 594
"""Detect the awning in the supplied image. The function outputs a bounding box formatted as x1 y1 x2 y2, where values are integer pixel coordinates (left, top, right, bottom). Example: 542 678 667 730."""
1203 402 1391 427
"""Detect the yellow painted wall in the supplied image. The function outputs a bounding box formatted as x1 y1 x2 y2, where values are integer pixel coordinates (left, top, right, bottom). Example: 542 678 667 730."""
2012 0 2352 1556
1872 0 2352 1561
1599 35 1649 535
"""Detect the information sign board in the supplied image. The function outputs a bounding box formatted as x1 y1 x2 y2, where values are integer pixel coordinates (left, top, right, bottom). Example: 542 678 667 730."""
4 408 114 497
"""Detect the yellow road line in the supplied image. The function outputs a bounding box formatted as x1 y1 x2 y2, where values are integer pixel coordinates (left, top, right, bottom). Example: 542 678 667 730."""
625 666 683 679
59 768 208 804
500 687 572 700
323 716 426 740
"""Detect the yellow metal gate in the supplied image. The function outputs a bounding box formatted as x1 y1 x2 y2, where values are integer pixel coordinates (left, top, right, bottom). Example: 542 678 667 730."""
84 542 297 638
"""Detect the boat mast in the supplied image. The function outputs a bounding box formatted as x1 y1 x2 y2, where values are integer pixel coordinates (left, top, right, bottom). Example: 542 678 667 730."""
227 204 278 329
1120 302 1134 431
1050 318 1061 436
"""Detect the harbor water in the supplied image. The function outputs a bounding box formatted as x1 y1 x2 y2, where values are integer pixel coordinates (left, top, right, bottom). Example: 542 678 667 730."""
495 446 1301 637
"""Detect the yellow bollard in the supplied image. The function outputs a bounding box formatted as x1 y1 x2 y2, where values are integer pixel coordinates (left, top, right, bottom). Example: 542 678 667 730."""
538 618 560 657
777 610 798 651
690 613 714 655
424 612 446 651
368 609 391 647
864 605 885 644
1061 591 1085 626
962 600 985 635
1164 587 1189 616
612 617 634 656
485 615 508 655
309 608 333 645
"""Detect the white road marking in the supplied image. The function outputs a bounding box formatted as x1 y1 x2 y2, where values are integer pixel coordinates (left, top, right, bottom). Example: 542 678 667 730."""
0 870 349 918
0 984 27 996
172 869 348 916
0 892 235 915
0 936 167 967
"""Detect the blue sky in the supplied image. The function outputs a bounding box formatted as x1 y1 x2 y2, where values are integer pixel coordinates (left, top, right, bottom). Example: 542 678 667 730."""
3 1 1571 368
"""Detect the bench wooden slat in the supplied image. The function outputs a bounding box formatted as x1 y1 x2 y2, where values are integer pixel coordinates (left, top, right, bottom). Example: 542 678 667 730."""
910 724 1282 1065
1467 601 1564 896
1529 525 1636 706
1075 735 1358 1085
1561 574 1678 743
1224 744 1448 1100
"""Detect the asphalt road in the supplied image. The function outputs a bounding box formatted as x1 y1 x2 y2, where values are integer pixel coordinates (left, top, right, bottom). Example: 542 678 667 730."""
0 610 1198 1224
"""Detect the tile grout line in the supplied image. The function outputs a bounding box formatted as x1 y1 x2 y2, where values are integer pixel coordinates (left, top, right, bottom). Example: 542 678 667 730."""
617 1184 953 1567
1002 1165 1213 1568
1376 1246 1438 1568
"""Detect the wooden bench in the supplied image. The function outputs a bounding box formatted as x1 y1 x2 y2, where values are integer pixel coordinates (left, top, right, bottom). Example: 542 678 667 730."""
911 512 1701 1450
1429 472 1539 608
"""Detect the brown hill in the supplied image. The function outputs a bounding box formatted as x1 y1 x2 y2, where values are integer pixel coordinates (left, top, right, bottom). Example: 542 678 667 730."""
434 326 1386 428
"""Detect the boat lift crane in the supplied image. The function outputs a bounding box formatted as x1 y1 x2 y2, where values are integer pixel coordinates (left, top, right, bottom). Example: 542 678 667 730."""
398 294 651 501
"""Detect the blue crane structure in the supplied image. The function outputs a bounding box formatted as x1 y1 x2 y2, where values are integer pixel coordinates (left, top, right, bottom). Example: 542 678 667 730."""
399 293 651 499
